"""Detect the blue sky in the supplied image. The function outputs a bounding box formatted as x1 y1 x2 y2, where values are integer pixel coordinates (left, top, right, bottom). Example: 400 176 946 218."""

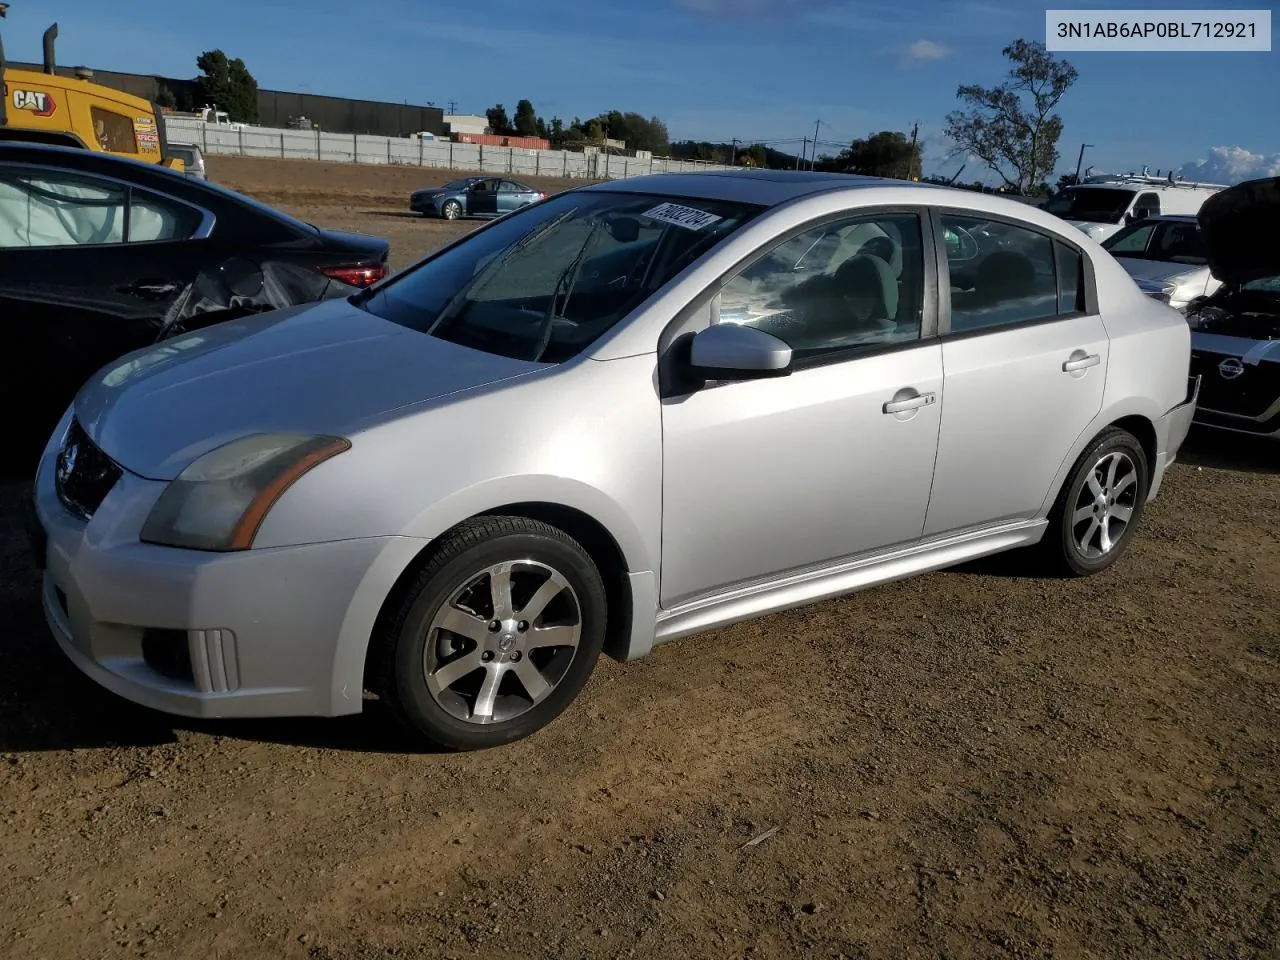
9 0 1279 181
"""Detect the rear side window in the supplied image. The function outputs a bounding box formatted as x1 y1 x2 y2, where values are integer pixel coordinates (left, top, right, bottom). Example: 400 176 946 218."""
0 169 203 247
90 107 138 154
943 214 1061 333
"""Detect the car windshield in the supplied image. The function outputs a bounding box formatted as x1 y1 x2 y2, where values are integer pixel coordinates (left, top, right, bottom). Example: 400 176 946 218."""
1102 219 1208 264
1044 187 1136 224
358 190 765 363
1242 276 1280 293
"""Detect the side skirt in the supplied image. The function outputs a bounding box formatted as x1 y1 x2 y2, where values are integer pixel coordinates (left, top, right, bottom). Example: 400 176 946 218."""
652 519 1049 645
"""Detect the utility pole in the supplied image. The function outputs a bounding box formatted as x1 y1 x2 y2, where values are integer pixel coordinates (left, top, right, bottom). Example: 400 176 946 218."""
1073 142 1094 183
796 139 806 170
447 100 458 115
905 122 919 180
810 120 821 170
730 138 740 166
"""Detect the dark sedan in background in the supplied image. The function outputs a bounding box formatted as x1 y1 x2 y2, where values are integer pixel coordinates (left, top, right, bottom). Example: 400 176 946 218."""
410 175 546 220
1184 175 1280 441
0 142 390 465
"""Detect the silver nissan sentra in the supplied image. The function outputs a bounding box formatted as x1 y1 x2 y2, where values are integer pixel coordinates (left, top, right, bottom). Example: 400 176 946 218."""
29 170 1200 751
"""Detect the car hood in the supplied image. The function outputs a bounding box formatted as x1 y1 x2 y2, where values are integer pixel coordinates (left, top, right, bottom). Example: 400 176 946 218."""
73 298 546 480
1113 258 1207 284
1197 176 1280 284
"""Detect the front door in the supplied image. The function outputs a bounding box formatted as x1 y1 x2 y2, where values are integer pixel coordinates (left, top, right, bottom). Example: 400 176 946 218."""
659 209 944 607
923 211 1109 538
0 163 209 451
466 178 501 217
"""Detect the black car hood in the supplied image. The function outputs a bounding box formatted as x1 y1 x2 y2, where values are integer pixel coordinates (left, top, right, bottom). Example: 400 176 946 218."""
1197 176 1280 284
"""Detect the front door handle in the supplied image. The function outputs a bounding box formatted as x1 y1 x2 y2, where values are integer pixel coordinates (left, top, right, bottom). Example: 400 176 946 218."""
883 391 937 414
1062 353 1101 372
117 279 182 299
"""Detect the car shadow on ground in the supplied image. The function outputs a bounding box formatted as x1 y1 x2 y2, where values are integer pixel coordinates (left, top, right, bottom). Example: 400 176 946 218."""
1177 428 1280 475
0 590 443 756
363 210 427 220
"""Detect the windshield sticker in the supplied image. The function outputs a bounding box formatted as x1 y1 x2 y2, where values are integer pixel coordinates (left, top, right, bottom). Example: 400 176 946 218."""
643 202 723 231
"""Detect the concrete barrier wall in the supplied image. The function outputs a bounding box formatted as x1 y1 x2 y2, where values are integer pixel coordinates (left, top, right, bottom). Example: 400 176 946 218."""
167 118 732 180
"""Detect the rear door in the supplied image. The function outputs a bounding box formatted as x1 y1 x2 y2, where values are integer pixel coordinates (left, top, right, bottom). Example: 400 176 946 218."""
0 163 212 445
922 210 1108 538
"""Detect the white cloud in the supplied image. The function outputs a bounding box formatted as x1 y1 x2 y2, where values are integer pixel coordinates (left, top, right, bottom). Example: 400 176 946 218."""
1178 146 1280 185
901 39 950 62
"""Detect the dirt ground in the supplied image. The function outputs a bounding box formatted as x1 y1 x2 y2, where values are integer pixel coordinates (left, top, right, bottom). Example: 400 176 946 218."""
1 156 1278 960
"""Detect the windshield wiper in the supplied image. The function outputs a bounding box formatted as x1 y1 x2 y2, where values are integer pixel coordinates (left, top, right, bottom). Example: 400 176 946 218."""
530 219 604 362
418 208 579 336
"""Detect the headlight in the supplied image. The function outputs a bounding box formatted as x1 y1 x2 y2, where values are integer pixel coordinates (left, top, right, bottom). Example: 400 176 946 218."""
140 433 350 551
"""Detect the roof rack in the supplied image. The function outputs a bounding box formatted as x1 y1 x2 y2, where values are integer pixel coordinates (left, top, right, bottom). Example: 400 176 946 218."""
1077 165 1229 190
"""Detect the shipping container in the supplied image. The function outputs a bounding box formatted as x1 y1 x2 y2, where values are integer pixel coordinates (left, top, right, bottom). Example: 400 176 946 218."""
453 132 551 150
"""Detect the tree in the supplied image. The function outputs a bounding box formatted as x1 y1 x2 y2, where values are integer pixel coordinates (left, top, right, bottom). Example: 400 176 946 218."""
837 130 923 179
943 39 1078 193
154 83 177 110
195 50 259 123
485 104 513 136
513 99 539 137
741 144 767 168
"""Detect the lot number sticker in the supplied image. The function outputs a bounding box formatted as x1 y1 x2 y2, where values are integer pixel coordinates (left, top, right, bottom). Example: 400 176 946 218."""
643 202 723 231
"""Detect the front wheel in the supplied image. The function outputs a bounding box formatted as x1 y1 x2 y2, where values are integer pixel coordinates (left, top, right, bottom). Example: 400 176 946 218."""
1042 426 1150 576
369 517 607 750
441 200 462 221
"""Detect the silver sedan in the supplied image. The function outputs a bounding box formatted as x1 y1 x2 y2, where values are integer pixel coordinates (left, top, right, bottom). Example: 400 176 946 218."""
30 170 1200 750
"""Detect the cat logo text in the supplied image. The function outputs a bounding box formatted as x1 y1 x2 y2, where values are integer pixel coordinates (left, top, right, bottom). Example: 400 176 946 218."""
12 89 57 118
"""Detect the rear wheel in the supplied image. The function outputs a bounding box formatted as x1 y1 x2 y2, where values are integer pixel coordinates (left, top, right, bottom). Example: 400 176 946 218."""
1042 427 1149 576
441 200 462 221
369 517 607 750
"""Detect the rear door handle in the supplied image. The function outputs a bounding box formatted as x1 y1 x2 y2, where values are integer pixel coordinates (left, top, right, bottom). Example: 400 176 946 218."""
1062 353 1101 372
883 392 937 414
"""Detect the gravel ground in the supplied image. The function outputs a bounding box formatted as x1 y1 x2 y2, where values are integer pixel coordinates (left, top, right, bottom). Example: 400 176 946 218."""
1 156 1277 960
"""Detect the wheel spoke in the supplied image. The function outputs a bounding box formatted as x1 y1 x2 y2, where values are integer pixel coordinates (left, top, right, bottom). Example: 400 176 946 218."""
1073 504 1095 525
1087 473 1105 499
1105 454 1120 491
428 650 484 692
1110 504 1133 524
519 574 567 623
1078 517 1100 553
1098 519 1114 553
435 606 491 644
1113 471 1137 497
513 659 552 702
472 665 504 722
488 566 515 619
527 624 579 651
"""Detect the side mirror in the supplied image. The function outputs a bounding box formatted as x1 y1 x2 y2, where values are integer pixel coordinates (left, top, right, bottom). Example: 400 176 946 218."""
688 322 793 380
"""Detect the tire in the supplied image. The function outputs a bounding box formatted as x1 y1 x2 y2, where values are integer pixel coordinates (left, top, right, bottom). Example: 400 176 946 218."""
1042 426 1150 577
369 516 607 751
441 200 462 221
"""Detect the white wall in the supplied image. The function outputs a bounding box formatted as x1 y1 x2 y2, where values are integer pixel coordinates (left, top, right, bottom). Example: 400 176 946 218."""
166 118 732 180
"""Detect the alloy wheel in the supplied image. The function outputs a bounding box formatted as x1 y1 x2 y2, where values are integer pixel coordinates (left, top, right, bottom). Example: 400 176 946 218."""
1070 451 1139 559
422 559 582 725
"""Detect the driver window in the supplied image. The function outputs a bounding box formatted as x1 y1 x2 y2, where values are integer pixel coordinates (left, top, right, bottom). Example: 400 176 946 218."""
717 212 925 360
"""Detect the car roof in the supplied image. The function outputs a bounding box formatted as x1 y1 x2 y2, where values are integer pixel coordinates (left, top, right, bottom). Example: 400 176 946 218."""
0 140 192 183
577 169 936 207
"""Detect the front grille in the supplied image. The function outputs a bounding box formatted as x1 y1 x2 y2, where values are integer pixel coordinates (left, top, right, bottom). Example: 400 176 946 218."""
54 420 123 521
1189 349 1280 419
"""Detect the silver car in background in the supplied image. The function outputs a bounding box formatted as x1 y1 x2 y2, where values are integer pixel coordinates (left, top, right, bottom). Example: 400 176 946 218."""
30 170 1199 751
1101 213 1219 312
167 142 207 180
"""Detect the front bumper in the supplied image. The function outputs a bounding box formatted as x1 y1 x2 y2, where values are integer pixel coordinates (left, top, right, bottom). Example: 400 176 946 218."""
31 439 427 719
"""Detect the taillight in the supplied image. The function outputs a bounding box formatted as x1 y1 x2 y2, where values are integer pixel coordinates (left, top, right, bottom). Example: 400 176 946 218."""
318 263 387 288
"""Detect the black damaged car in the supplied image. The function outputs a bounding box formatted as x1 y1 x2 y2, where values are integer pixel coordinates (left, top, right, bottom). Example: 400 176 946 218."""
1185 175 1280 441
0 142 390 465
